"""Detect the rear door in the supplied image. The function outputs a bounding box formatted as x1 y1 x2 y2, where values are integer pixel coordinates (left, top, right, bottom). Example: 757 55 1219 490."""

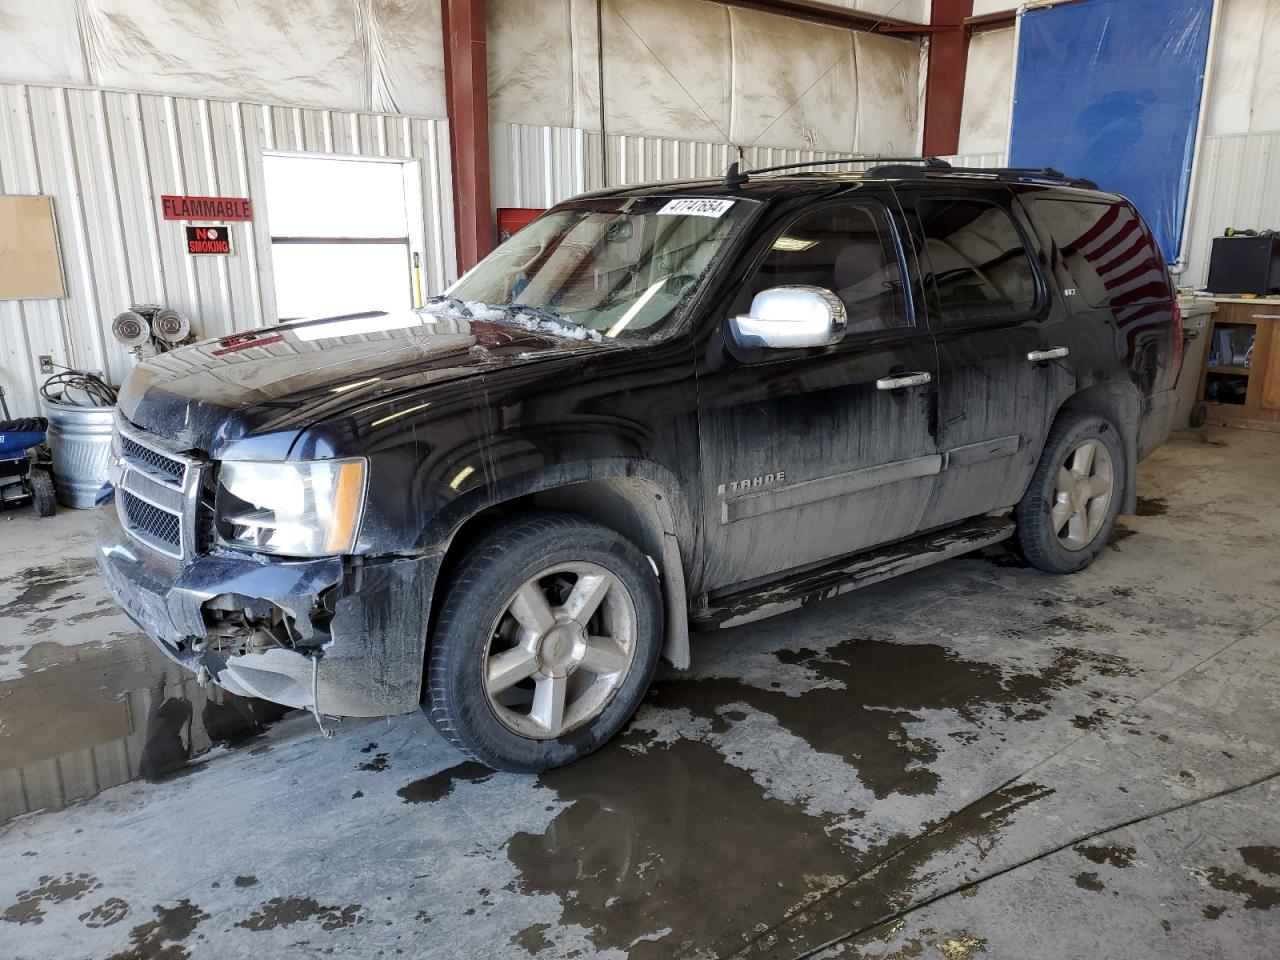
894 184 1076 530
1027 196 1178 394
695 197 942 592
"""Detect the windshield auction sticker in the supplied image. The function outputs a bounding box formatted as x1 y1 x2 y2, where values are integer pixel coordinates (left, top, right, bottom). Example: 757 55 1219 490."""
657 198 736 218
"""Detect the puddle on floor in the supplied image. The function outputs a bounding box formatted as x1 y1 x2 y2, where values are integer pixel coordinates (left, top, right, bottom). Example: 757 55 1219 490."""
498 632 1127 959
0 631 291 823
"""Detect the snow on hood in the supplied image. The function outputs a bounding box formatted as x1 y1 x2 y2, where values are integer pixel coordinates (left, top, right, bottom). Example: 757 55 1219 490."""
419 297 606 343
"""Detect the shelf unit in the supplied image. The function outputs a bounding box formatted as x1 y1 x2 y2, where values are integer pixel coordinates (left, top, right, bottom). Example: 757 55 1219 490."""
1197 300 1280 430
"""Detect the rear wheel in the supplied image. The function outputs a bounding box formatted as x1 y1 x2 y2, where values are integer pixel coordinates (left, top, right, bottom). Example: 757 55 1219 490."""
1014 411 1125 574
29 469 56 518
425 512 662 772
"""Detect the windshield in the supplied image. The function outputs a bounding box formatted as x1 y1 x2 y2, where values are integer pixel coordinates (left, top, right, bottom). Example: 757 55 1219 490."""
445 196 755 342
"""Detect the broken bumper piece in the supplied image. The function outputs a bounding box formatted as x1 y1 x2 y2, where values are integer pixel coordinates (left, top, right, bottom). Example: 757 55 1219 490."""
95 501 441 717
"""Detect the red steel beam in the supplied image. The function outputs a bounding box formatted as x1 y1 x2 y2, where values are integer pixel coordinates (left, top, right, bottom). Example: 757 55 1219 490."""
704 0 933 36
922 0 974 157
441 0 494 272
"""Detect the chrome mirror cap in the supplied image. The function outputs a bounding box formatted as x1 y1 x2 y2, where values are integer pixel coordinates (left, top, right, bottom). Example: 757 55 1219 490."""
729 286 847 350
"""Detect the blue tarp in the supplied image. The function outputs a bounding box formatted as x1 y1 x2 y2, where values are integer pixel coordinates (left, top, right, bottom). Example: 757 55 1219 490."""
1009 0 1214 263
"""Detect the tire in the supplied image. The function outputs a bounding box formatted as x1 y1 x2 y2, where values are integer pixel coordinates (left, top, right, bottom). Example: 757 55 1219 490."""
1189 403 1208 429
425 511 663 772
1013 410 1125 575
29 469 56 518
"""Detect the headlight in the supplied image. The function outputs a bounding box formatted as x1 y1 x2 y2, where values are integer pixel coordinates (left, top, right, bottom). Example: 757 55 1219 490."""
215 459 367 557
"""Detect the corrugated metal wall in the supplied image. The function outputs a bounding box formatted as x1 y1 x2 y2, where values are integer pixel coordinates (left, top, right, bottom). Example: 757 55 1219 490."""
1182 131 1280 287
0 82 456 418
490 122 988 210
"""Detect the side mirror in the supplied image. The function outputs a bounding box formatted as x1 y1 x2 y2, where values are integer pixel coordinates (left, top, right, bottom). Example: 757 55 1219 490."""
729 286 847 350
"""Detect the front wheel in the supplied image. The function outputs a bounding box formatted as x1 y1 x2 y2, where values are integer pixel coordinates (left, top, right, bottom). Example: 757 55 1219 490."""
425 512 663 772
1014 411 1126 574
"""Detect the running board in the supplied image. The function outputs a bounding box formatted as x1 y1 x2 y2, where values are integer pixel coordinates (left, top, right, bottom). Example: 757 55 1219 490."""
692 515 1015 630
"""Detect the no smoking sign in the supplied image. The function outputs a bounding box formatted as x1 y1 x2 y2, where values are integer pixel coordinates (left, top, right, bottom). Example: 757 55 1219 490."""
185 225 232 256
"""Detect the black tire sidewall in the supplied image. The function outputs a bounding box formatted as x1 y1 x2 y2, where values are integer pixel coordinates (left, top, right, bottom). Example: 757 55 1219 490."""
30 471 56 518
1016 412 1125 574
429 514 662 772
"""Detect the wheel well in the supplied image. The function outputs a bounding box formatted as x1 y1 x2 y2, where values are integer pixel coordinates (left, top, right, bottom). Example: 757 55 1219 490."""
427 479 692 674
1055 382 1139 514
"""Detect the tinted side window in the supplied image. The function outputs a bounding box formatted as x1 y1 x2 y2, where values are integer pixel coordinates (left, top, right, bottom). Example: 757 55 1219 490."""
1031 198 1172 308
916 198 1040 324
748 202 909 333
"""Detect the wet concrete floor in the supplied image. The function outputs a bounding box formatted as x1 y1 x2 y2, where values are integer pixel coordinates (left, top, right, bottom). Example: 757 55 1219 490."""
0 425 1278 959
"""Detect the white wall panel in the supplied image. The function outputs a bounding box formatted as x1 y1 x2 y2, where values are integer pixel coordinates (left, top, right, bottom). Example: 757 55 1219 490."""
854 31 923 155
490 120 927 210
0 82 456 418
825 0 930 20
941 152 1008 168
0 0 86 86
0 0 447 118
489 0 920 154
86 0 366 109
730 7 858 152
367 0 447 117
1204 0 1280 136
600 0 733 144
1182 132 1280 287
957 26 1014 157
488 0 576 128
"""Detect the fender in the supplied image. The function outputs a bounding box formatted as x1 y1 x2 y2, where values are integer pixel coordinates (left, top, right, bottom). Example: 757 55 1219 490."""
425 458 696 670
1051 379 1141 514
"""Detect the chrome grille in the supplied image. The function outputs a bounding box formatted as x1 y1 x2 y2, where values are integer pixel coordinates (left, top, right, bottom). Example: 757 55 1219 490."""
120 435 186 483
114 415 202 560
120 490 182 551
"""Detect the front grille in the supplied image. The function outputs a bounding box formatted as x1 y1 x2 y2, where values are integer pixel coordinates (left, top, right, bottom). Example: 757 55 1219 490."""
121 435 186 484
120 490 182 553
114 417 201 560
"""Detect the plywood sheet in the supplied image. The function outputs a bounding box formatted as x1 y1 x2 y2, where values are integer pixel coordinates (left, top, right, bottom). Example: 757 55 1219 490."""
0 195 65 300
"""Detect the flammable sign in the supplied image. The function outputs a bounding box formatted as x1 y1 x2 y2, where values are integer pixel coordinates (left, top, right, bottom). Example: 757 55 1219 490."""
185 225 232 256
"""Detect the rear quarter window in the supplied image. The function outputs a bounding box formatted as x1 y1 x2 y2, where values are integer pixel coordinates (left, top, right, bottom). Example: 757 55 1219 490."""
915 197 1041 325
1031 198 1172 308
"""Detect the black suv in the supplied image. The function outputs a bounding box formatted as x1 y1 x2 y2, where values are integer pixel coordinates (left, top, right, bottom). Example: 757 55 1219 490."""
97 159 1183 771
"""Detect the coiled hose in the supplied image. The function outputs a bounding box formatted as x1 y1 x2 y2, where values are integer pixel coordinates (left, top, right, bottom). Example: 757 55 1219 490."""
40 370 118 408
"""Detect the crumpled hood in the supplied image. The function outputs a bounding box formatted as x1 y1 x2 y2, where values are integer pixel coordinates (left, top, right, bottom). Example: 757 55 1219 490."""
117 310 607 458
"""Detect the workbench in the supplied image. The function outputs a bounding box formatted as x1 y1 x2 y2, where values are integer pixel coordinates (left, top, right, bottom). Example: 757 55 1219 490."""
1197 297 1280 431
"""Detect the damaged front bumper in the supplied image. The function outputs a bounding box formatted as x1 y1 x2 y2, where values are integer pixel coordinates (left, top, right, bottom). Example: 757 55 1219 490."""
95 500 441 717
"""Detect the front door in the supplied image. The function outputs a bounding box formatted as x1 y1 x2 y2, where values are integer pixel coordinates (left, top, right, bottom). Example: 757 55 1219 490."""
894 185 1076 530
695 198 941 592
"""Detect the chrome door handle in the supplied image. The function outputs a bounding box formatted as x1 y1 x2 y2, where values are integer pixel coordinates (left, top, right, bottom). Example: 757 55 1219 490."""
876 371 933 391
1027 346 1070 362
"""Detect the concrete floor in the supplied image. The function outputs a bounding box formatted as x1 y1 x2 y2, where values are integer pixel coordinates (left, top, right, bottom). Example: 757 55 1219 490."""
1 425 1278 960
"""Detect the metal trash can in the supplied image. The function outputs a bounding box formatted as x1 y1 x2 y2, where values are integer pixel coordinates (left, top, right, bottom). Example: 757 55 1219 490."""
40 398 115 509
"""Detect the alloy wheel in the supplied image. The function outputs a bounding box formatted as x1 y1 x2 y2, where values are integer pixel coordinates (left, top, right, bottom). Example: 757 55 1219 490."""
1051 438 1114 551
482 561 637 739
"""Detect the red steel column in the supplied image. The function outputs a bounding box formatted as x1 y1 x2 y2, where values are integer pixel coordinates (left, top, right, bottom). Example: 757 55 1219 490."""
441 0 494 272
922 0 974 157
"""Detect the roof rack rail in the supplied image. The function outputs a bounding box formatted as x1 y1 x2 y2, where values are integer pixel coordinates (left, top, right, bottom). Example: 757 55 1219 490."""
723 155 950 187
868 162 1099 191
